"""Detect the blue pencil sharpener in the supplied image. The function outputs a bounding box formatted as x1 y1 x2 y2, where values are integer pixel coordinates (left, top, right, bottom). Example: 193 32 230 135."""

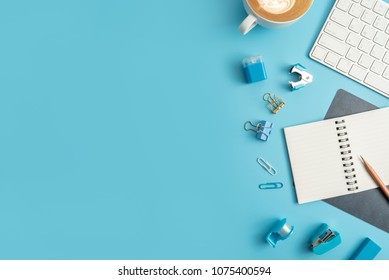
309 223 342 255
242 55 267 83
266 218 294 248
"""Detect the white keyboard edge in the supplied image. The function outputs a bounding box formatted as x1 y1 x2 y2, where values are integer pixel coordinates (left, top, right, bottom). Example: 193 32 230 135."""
309 0 389 99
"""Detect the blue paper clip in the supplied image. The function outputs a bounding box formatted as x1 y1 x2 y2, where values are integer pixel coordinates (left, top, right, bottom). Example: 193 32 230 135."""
259 182 283 190
244 121 273 141
266 218 294 248
309 223 342 255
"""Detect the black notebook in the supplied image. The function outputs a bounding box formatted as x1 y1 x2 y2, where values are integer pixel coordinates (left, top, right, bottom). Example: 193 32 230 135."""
323 89 389 234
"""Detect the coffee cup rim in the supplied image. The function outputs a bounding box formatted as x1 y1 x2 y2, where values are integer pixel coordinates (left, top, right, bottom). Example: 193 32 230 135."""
247 1 313 24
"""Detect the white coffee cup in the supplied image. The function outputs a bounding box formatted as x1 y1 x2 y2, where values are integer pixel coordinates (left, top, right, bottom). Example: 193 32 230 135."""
239 0 314 35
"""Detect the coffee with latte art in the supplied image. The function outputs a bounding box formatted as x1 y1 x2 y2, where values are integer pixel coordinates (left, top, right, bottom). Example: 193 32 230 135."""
247 0 313 22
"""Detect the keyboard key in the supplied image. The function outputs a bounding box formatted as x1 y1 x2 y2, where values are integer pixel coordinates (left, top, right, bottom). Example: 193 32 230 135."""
361 25 376 39
371 60 385 74
332 9 353 27
337 0 352 11
325 21 349 40
373 1 388 16
350 64 368 80
349 3 365 17
373 29 388 45
349 18 364 33
383 51 389 64
358 38 374 52
337 58 353 72
311 46 327 60
383 67 389 79
318 33 349 55
325 52 341 66
346 32 361 46
358 53 373 68
373 16 388 31
361 9 377 24
370 44 385 60
361 0 377 9
365 72 389 93
346 47 362 62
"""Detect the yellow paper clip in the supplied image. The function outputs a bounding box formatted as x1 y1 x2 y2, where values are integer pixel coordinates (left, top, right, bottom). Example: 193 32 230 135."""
258 182 283 190
263 93 285 114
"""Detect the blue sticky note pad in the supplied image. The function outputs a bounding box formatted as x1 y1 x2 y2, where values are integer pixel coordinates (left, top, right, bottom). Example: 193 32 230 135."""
350 238 381 260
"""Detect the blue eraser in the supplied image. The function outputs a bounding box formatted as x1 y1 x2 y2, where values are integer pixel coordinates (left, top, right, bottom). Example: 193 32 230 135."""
350 238 381 260
242 56 267 83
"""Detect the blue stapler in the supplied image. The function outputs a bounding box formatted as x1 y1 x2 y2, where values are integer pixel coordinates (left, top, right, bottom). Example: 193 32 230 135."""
266 218 294 248
309 223 342 255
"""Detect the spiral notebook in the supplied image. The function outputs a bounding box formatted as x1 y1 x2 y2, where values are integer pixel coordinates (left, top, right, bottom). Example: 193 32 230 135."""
284 106 389 204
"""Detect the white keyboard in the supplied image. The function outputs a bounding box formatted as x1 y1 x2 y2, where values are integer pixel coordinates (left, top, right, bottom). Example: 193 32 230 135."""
310 0 389 98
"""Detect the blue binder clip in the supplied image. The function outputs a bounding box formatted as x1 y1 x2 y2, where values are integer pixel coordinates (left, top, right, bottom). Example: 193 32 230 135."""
244 120 273 141
309 223 342 255
289 63 313 90
266 218 294 248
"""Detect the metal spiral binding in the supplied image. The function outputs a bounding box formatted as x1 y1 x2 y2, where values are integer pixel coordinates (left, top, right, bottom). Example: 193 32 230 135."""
335 119 358 191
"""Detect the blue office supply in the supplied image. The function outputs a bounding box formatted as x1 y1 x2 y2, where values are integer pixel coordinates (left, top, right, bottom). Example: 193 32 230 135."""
244 120 273 141
289 63 313 90
242 56 267 83
266 218 294 248
258 182 283 190
350 238 381 260
309 223 341 255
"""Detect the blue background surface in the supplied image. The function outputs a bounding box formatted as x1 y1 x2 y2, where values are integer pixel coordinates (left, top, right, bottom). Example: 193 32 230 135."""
0 0 388 259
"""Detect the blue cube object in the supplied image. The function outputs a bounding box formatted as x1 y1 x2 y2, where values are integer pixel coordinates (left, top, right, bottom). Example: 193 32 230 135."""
350 238 381 260
242 56 267 83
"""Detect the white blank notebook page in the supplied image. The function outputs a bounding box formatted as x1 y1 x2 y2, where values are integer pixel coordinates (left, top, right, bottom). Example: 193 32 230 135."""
284 107 389 204
346 107 389 189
